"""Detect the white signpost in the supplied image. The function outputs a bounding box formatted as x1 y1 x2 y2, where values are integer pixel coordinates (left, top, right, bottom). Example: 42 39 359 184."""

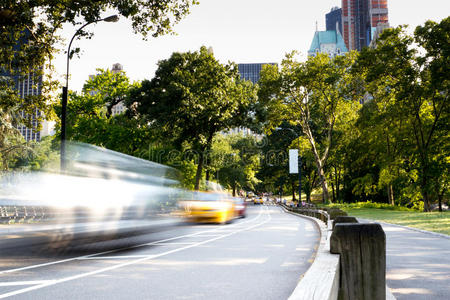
289 149 299 174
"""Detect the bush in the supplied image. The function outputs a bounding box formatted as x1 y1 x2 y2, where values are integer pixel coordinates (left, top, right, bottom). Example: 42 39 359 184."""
321 201 418 211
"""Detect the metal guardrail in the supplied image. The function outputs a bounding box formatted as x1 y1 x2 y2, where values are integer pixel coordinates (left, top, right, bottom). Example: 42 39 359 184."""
0 205 171 225
280 204 331 225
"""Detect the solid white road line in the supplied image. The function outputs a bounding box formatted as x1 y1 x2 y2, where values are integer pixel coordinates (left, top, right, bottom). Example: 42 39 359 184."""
152 242 196 246
0 206 271 299
77 255 152 260
0 281 55 287
191 234 223 237
0 206 264 276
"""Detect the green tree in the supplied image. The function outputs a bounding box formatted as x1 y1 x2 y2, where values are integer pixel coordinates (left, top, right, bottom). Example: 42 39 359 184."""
1 0 197 129
356 18 449 211
83 68 134 118
0 104 30 170
10 136 59 171
259 52 360 203
54 69 150 157
127 47 258 190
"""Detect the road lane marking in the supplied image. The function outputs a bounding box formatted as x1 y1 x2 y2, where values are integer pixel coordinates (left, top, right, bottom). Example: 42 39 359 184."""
191 234 223 237
152 242 195 246
0 206 264 275
0 206 271 299
77 255 152 260
0 281 55 287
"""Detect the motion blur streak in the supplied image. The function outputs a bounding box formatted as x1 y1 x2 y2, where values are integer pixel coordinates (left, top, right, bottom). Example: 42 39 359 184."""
0 142 182 250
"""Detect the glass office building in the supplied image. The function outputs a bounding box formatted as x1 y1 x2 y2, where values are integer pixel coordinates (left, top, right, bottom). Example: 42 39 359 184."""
1 31 48 142
341 0 389 51
238 63 277 84
16 72 43 141
326 7 343 34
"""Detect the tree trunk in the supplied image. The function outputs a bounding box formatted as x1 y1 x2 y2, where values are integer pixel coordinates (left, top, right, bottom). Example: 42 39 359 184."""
438 192 443 212
232 182 236 197
194 151 204 190
194 130 215 191
306 192 311 203
423 190 430 212
309 143 330 203
205 169 210 185
388 184 394 205
336 166 340 202
421 172 430 212
318 165 330 203
436 186 445 212
331 182 336 202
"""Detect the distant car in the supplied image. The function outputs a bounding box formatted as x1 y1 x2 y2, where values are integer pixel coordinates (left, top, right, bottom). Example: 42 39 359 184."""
254 197 264 205
232 197 247 218
179 191 235 224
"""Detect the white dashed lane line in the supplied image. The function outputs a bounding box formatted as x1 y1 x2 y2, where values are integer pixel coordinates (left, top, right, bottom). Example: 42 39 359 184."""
0 206 270 299
0 206 263 276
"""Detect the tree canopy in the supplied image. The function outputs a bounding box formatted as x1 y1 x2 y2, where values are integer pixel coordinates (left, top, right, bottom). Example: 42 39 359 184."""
0 0 198 134
127 46 258 189
259 52 361 203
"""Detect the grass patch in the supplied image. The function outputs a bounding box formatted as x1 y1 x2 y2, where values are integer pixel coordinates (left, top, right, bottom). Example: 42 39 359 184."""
340 208 450 235
324 202 418 211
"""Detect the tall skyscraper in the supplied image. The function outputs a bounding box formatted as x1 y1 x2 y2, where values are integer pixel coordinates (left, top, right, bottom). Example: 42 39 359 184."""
16 73 43 141
369 0 389 29
1 32 53 142
237 63 276 84
326 7 343 34
341 0 388 51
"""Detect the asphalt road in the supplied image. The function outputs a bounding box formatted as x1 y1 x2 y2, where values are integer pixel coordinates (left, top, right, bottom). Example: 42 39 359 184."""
382 223 450 300
0 205 319 299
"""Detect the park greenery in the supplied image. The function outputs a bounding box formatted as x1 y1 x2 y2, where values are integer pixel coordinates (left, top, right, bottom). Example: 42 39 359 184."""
1 12 449 213
0 0 198 167
339 206 450 235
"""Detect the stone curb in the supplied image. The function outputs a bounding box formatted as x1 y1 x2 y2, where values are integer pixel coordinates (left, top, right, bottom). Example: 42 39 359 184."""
281 206 339 300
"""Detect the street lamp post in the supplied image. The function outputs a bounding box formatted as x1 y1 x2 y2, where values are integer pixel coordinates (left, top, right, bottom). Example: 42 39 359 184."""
60 15 119 171
276 127 302 206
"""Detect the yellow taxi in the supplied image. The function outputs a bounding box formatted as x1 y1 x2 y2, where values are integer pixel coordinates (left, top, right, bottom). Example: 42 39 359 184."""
180 191 235 224
254 196 264 205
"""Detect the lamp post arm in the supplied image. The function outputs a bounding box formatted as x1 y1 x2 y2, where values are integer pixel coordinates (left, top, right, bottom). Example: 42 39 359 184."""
66 19 102 88
61 17 107 172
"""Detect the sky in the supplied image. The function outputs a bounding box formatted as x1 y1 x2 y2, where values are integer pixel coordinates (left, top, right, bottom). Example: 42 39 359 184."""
53 0 450 92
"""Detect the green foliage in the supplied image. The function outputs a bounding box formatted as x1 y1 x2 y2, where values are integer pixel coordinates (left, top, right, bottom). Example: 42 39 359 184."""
210 134 261 195
83 68 137 118
53 69 152 158
127 46 258 189
354 18 450 211
10 136 59 171
340 208 450 235
1 0 197 134
324 201 417 211
259 51 361 202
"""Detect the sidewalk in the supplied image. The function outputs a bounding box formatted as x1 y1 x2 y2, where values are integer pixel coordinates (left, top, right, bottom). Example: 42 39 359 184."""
363 220 450 300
